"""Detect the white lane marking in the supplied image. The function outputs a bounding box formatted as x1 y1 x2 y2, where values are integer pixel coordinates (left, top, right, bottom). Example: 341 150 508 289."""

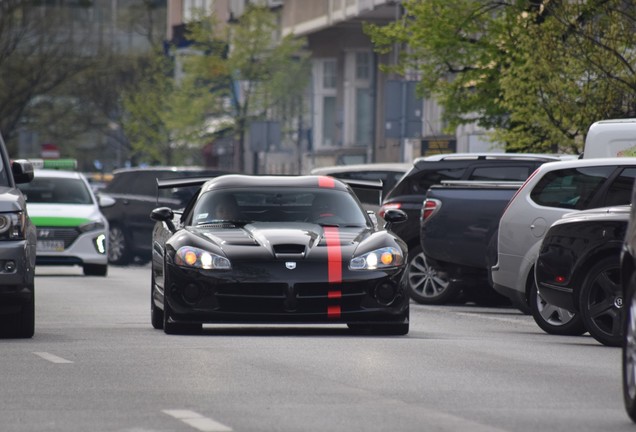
33 352 73 364
163 410 232 432
455 312 535 325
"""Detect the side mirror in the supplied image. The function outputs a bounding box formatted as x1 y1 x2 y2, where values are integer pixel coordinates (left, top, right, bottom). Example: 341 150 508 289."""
383 208 407 228
97 193 116 208
11 160 34 184
150 207 176 232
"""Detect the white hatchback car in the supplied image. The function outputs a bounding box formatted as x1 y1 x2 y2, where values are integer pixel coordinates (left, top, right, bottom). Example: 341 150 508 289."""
18 169 114 276
491 158 636 334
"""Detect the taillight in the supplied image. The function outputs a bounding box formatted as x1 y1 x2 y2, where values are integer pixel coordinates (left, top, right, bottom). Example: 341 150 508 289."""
421 199 440 221
379 202 401 218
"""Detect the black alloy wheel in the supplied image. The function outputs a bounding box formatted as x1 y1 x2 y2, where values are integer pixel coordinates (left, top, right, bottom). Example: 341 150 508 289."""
579 256 622 347
623 273 636 422
406 248 461 305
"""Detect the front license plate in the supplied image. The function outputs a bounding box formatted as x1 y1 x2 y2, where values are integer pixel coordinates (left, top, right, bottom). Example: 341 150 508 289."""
37 240 65 252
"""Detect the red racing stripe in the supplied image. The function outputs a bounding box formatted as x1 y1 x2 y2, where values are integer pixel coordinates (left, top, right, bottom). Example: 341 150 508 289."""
324 226 342 319
318 176 336 188
327 305 341 319
324 227 342 283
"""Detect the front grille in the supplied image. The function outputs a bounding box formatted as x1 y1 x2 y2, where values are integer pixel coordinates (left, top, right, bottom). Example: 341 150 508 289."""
36 227 79 249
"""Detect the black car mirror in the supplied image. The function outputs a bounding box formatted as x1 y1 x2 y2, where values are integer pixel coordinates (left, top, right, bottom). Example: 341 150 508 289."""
11 160 34 184
151 207 176 233
383 208 407 228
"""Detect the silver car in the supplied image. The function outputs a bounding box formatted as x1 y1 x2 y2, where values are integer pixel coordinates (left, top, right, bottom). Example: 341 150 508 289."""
491 157 636 334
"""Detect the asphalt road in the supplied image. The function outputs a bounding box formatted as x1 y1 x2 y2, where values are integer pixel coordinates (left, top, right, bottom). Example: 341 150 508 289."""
1 264 633 432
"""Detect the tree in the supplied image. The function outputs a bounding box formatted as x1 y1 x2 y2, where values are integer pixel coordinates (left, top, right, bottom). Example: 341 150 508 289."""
0 0 168 167
0 1 92 153
182 4 310 172
365 0 636 153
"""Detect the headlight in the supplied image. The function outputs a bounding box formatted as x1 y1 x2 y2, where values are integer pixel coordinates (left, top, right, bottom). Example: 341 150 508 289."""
175 246 231 270
0 212 26 240
79 220 106 233
349 247 404 270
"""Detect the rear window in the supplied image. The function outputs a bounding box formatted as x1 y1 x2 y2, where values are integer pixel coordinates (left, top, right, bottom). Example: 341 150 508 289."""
530 166 615 209
469 165 533 181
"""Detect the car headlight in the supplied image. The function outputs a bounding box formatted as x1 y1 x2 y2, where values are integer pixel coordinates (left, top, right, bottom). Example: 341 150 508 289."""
349 247 404 270
175 246 231 270
79 220 106 233
0 212 26 240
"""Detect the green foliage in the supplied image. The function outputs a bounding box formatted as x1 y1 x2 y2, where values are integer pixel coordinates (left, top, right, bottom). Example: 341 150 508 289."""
121 5 310 169
366 0 636 154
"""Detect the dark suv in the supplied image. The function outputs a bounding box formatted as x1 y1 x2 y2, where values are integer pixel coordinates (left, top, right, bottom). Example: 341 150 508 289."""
380 153 568 300
99 166 231 265
0 131 36 338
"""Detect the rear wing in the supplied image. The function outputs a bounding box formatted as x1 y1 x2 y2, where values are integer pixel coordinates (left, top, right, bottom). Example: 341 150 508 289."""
339 178 384 205
155 176 217 207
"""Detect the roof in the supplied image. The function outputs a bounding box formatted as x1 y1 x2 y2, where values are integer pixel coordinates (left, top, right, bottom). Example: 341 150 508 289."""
111 166 229 175
33 169 85 179
536 157 636 171
200 175 352 193
414 153 571 163
310 163 411 175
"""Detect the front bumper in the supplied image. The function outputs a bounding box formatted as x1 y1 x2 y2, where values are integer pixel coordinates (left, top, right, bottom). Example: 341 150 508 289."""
163 260 409 324
0 239 35 311
36 229 107 266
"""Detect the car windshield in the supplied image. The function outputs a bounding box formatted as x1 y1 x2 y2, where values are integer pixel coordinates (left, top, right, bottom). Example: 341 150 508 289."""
19 176 93 205
191 188 368 227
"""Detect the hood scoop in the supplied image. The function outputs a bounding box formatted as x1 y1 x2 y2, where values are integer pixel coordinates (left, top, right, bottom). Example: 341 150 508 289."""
273 243 306 259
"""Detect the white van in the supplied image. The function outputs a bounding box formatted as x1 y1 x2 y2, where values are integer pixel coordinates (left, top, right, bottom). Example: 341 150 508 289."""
583 118 636 158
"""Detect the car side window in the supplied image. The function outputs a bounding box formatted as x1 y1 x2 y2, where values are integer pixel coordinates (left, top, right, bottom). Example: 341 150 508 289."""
530 166 615 209
603 167 636 207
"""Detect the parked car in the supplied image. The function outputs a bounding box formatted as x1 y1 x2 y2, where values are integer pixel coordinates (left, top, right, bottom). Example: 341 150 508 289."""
0 132 36 338
417 180 522 305
621 182 636 422
310 163 410 215
99 166 231 265
492 158 636 335
535 205 628 345
150 174 409 335
18 169 114 276
380 153 565 302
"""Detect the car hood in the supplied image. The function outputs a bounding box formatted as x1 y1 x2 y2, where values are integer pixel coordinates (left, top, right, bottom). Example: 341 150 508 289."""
26 203 103 226
190 222 369 259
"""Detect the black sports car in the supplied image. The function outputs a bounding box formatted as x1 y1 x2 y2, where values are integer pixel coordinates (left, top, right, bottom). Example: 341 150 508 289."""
149 174 410 335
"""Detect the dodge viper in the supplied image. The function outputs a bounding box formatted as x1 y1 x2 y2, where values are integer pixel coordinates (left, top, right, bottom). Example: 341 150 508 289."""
150 174 410 335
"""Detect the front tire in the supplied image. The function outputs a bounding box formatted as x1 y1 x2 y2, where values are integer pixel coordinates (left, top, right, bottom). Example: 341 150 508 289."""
579 256 622 347
150 274 163 330
530 273 586 336
406 248 461 305
108 225 130 265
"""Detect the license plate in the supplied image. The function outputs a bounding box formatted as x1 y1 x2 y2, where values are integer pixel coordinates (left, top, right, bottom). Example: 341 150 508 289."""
37 240 65 252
